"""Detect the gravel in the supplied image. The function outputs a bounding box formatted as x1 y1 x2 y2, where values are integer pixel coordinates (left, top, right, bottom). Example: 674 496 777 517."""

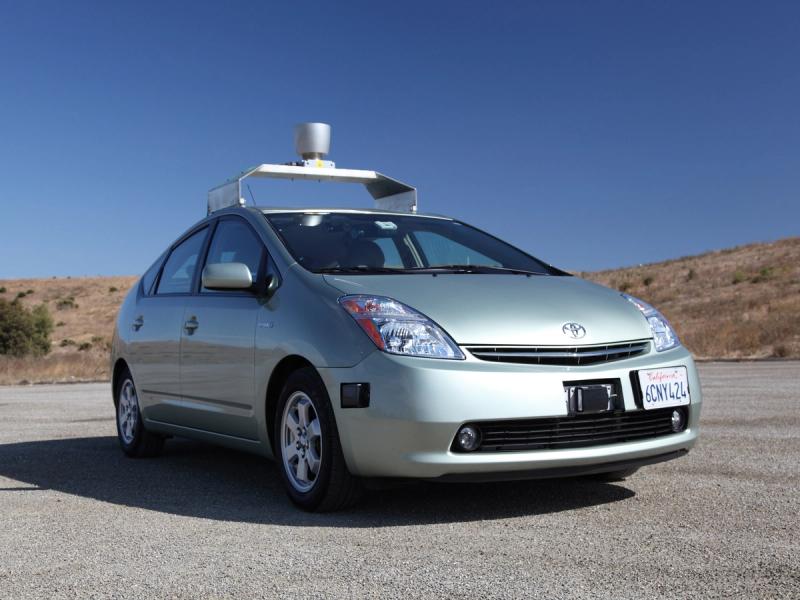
0 362 798 599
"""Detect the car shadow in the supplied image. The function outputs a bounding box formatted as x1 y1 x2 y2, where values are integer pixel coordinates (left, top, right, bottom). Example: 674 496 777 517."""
0 436 635 526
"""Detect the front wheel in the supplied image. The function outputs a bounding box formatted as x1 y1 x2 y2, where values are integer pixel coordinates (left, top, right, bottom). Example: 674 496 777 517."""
275 367 362 511
115 367 164 458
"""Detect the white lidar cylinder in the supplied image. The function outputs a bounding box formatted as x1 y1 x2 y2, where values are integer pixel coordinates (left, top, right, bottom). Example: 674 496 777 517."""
294 122 331 160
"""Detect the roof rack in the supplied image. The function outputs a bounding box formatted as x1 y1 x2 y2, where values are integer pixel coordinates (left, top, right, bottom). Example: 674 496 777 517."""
207 123 417 215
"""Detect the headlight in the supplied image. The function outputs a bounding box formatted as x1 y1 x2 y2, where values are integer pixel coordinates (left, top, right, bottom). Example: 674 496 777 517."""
622 293 680 352
339 295 465 360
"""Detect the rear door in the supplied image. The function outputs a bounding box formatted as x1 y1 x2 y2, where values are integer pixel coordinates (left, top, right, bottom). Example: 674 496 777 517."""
177 216 266 440
131 226 209 423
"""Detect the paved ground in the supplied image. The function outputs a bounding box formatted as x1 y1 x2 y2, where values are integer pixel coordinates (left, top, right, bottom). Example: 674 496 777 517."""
0 362 798 599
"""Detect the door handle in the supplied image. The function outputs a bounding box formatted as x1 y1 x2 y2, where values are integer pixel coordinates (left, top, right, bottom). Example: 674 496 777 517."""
184 317 199 334
132 316 144 331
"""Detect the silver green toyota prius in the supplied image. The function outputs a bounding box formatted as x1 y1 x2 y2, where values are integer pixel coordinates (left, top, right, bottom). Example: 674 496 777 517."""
111 124 701 511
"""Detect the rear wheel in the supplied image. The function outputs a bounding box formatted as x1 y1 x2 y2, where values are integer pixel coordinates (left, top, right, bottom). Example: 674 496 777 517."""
115 367 164 458
275 367 362 511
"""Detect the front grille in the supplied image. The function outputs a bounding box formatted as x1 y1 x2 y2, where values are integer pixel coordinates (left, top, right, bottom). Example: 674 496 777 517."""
466 341 649 366
459 408 682 453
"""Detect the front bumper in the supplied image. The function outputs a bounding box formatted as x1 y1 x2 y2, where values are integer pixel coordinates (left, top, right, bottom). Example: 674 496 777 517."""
317 345 701 479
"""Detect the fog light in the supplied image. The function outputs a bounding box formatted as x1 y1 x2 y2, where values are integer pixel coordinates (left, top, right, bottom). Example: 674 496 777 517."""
671 409 686 432
456 425 481 452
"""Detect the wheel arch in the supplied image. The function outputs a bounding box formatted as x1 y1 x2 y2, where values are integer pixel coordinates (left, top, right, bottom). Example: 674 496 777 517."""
111 358 130 406
265 355 316 452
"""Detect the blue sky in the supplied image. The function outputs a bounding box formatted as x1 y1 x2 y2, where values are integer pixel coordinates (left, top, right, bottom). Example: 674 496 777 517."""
1 1 798 278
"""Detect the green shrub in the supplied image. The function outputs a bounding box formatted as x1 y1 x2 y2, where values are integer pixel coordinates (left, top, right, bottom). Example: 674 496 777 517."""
732 271 746 285
687 269 696 281
56 321 66 327
56 296 78 310
643 276 654 287
108 286 118 293
78 342 92 352
16 291 27 299
750 267 774 284
60 338 76 347
619 281 632 292
0 299 54 357
26 289 34 295
0 286 6 293
773 344 790 358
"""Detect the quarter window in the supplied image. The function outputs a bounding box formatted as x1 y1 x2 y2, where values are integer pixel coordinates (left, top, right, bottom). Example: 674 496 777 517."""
141 250 167 296
156 228 208 295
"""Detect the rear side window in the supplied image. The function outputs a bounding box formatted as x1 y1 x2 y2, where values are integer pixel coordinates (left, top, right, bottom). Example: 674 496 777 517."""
156 228 208 295
141 251 167 296
202 219 264 291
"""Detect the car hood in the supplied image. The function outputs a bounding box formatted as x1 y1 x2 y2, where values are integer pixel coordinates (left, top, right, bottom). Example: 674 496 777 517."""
323 274 652 346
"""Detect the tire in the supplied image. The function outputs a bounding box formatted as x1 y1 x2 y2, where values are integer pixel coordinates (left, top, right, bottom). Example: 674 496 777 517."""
274 367 363 511
115 367 164 458
590 467 639 482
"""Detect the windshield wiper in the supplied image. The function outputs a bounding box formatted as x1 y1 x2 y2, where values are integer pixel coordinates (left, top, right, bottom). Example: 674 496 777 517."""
404 264 547 276
316 264 547 276
316 266 407 274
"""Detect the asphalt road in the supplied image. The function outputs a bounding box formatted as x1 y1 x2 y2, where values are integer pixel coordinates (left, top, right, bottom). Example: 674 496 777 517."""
0 362 798 599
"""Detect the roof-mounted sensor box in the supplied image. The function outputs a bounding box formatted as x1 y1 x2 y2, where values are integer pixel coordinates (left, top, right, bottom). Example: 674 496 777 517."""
207 123 417 215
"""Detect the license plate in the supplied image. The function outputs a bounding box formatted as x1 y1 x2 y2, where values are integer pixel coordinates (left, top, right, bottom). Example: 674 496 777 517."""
637 367 691 410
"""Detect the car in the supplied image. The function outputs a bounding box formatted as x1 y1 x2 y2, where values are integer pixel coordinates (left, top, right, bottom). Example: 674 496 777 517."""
111 124 701 511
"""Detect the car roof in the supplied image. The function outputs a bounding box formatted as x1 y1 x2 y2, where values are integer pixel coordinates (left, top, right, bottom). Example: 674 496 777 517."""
257 207 453 220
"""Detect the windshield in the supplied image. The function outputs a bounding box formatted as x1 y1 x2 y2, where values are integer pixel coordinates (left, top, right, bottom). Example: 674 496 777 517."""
265 212 561 275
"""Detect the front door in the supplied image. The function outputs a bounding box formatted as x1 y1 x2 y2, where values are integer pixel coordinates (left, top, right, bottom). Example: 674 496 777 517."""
178 217 266 440
131 226 209 423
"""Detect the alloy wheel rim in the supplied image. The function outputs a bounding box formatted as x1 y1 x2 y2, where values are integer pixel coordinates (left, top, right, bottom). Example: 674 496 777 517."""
118 379 139 445
280 391 323 493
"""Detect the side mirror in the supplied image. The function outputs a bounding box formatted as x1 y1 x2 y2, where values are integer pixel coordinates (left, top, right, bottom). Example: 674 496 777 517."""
201 263 253 290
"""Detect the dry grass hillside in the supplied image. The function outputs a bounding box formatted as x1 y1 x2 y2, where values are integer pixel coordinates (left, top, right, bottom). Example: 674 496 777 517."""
1 236 798 384
0 275 137 385
587 236 800 360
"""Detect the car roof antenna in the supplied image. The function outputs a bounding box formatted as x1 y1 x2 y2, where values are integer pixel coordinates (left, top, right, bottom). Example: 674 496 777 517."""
246 183 257 208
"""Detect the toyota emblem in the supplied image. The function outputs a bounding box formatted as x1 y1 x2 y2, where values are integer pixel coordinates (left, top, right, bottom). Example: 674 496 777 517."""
562 322 587 339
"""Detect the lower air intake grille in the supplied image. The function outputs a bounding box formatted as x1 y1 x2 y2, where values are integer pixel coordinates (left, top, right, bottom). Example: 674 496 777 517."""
458 408 682 453
466 341 649 366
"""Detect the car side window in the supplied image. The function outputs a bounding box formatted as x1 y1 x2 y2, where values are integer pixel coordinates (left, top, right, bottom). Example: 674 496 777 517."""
202 219 265 292
156 228 208 295
141 250 168 296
